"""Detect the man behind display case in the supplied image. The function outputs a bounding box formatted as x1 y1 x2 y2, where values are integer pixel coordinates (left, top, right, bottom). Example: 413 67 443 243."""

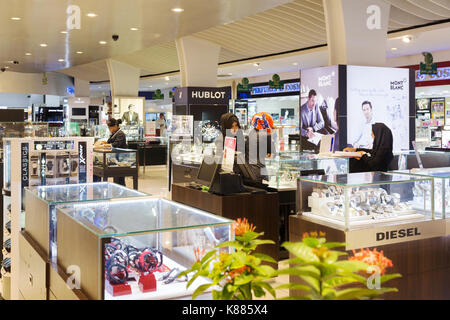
121 104 140 126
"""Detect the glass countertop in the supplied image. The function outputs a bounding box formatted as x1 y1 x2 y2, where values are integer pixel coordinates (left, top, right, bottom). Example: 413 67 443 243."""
267 152 342 163
299 172 431 187
394 167 450 179
57 198 233 238
27 182 148 204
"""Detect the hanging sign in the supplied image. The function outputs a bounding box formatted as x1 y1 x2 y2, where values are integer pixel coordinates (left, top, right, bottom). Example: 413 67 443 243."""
21 143 29 189
419 52 437 75
268 74 284 89
251 82 299 96
237 78 252 93
222 137 236 173
152 89 164 100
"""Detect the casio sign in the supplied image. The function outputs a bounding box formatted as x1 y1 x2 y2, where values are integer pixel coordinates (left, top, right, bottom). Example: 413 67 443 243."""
376 227 421 241
191 91 226 99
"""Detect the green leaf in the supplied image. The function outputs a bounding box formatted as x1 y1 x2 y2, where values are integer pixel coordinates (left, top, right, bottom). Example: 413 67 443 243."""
334 260 368 273
323 275 360 289
335 287 397 300
254 264 276 277
192 283 213 300
216 241 244 250
277 295 312 300
234 274 254 286
251 283 266 298
275 283 310 292
200 249 217 265
282 242 319 263
256 281 276 298
236 231 262 242
251 239 275 246
321 242 346 249
302 237 320 248
186 271 200 289
252 253 277 264
380 273 402 284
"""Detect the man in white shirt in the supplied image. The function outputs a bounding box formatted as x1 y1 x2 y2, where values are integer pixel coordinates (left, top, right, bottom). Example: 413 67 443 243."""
155 113 166 137
353 101 374 149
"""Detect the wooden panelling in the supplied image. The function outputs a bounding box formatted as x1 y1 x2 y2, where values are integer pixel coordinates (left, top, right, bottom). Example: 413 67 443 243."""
25 192 51 257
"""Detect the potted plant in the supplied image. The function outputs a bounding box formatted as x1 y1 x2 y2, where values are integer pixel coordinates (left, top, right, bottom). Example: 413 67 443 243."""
277 231 402 300
180 218 278 300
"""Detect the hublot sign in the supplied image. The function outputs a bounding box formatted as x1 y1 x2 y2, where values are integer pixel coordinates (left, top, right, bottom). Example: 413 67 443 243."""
175 87 231 105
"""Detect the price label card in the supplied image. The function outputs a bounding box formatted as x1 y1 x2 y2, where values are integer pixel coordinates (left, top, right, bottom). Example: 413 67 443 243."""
222 137 236 173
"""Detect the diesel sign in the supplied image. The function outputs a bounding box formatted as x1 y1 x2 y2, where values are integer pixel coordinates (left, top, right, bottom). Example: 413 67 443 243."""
376 228 421 241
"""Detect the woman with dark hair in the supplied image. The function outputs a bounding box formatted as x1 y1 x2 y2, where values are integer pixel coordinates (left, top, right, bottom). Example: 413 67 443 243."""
215 113 244 157
345 123 394 173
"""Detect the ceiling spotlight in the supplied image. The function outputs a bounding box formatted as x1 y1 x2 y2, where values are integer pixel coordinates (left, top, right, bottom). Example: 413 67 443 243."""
87 13 97 17
402 36 412 43
391 47 398 51
99 41 107 45
171 8 184 12
253 62 260 67
40 43 48 47
149 85 153 88
130 27 139 31
58 59 65 62
61 31 68 34
25 53 32 56
76 51 83 54
257 68 263 71
165 76 170 81
292 62 299 66
11 17 21 21
227 73 233 76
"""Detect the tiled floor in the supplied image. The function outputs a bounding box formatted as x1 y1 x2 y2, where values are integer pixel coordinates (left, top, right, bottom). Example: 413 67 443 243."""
120 165 291 300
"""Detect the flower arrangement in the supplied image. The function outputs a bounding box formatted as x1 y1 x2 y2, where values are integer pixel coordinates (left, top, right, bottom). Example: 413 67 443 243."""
278 231 401 300
180 218 277 300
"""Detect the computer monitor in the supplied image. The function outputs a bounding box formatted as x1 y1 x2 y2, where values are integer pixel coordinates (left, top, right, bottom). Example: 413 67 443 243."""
234 153 258 182
196 156 220 188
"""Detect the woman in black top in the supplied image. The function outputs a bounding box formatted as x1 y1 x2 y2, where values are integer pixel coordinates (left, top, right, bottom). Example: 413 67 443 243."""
215 113 244 158
105 118 127 148
346 123 394 173
101 118 127 186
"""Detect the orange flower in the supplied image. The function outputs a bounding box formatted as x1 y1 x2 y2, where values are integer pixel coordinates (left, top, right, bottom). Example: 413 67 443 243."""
228 266 252 281
233 218 256 236
349 248 394 275
193 247 206 263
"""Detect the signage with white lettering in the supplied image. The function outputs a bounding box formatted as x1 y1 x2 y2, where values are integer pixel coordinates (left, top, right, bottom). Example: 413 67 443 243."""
21 143 29 189
416 67 450 82
345 220 445 250
251 82 300 96
174 87 231 105
78 141 87 183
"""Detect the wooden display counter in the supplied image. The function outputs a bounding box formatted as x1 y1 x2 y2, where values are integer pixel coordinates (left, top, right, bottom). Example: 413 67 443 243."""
289 215 450 300
171 183 280 264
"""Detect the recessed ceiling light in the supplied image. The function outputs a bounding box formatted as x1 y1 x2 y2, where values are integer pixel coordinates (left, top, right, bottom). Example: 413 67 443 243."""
130 27 139 31
3 66 9 69
58 59 65 62
40 43 48 47
149 85 153 88
99 41 107 45
292 62 299 66
171 8 184 12
257 68 263 71
87 13 97 17
228 73 233 76
11 17 21 21
164 76 170 81
61 31 68 34
25 53 32 56
76 51 83 54
402 36 412 43
253 63 260 67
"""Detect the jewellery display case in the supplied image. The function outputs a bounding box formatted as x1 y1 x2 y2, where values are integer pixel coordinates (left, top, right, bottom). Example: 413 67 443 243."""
298 172 435 231
121 125 144 142
56 198 233 300
24 182 148 263
93 147 138 189
1 137 94 300
266 153 349 190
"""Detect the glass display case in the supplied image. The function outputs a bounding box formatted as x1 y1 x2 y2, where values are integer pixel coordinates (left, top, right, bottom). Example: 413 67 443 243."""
24 182 148 263
56 198 233 300
393 167 450 219
266 153 349 189
93 148 137 169
0 122 49 160
298 172 434 230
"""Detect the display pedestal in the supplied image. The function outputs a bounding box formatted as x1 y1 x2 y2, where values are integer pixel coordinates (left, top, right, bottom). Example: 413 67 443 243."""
172 183 279 267
138 273 157 293
106 282 132 297
289 215 450 300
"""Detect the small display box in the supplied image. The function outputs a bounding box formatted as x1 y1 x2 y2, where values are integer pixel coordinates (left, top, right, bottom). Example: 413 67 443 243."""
93 147 138 189
56 198 233 300
298 172 435 231
24 182 149 262
266 153 349 190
